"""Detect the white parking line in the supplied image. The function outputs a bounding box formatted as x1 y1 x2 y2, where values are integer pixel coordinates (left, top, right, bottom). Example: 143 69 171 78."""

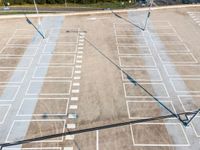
66 124 76 129
0 70 27 84
69 105 78 109
78 43 84 46
71 97 79 101
131 123 190 146
73 83 80 86
170 78 200 93
76 60 82 64
75 65 82 69
68 113 77 119
75 70 81 74
64 147 73 150
72 89 80 93
79 39 84 42
17 98 69 116
6 120 66 142
158 53 198 64
0 105 11 124
26 80 72 96
77 55 83 59
78 47 84 50
96 130 99 150
74 76 81 80
65 135 75 140
78 51 83 54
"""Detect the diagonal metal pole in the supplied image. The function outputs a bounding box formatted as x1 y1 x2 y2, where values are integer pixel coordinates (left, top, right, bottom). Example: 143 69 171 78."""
25 14 45 39
184 109 200 126
0 110 199 149
143 0 153 30
84 37 185 125
33 0 45 38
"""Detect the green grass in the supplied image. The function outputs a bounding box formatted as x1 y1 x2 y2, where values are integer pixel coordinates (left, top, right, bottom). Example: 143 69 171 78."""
80 1 132 9
0 1 136 15
0 11 53 15
1 1 135 9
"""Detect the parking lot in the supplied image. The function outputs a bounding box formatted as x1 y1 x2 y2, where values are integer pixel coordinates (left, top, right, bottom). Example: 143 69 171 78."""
0 5 200 150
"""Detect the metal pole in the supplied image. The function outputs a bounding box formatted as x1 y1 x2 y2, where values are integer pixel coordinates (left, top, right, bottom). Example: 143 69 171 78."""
33 0 40 24
184 109 200 126
0 110 199 148
143 0 153 30
33 0 45 38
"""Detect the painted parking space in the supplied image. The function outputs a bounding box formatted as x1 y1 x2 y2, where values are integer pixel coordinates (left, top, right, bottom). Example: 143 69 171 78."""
0 6 200 150
188 11 200 26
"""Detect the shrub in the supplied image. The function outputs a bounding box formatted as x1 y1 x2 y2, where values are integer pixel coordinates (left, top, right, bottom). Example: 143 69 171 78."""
25 0 34 4
46 0 56 4
7 0 15 4
14 0 24 4
36 0 46 4
55 0 65 4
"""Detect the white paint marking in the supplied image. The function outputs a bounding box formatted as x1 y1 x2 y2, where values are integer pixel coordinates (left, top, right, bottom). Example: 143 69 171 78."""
130 123 190 146
79 36 85 39
74 76 81 80
73 83 80 86
78 43 84 46
71 97 79 101
96 130 99 150
69 105 78 109
77 55 83 59
66 124 76 129
7 120 66 142
65 135 75 140
78 47 84 50
79 39 84 42
0 105 11 124
75 65 82 69
75 70 81 74
79 32 85 36
76 60 82 64
78 51 83 54
64 147 73 150
72 89 79 93
68 113 77 119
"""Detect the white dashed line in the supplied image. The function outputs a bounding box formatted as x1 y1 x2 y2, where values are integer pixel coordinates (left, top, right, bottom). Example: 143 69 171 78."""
69 105 78 109
77 55 83 59
72 89 79 93
75 65 82 69
73 83 80 86
78 51 83 54
74 76 81 80
79 36 85 39
64 147 73 150
75 70 81 74
78 47 84 50
71 97 79 101
188 12 200 27
78 43 84 46
65 135 75 140
68 113 77 119
79 39 84 42
79 33 85 36
66 124 76 129
76 60 82 64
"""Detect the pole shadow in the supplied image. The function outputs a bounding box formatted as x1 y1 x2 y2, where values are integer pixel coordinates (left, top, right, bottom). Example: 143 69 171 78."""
24 14 45 39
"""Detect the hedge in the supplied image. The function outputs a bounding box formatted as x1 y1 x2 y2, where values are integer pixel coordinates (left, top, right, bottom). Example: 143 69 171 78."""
5 0 131 4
